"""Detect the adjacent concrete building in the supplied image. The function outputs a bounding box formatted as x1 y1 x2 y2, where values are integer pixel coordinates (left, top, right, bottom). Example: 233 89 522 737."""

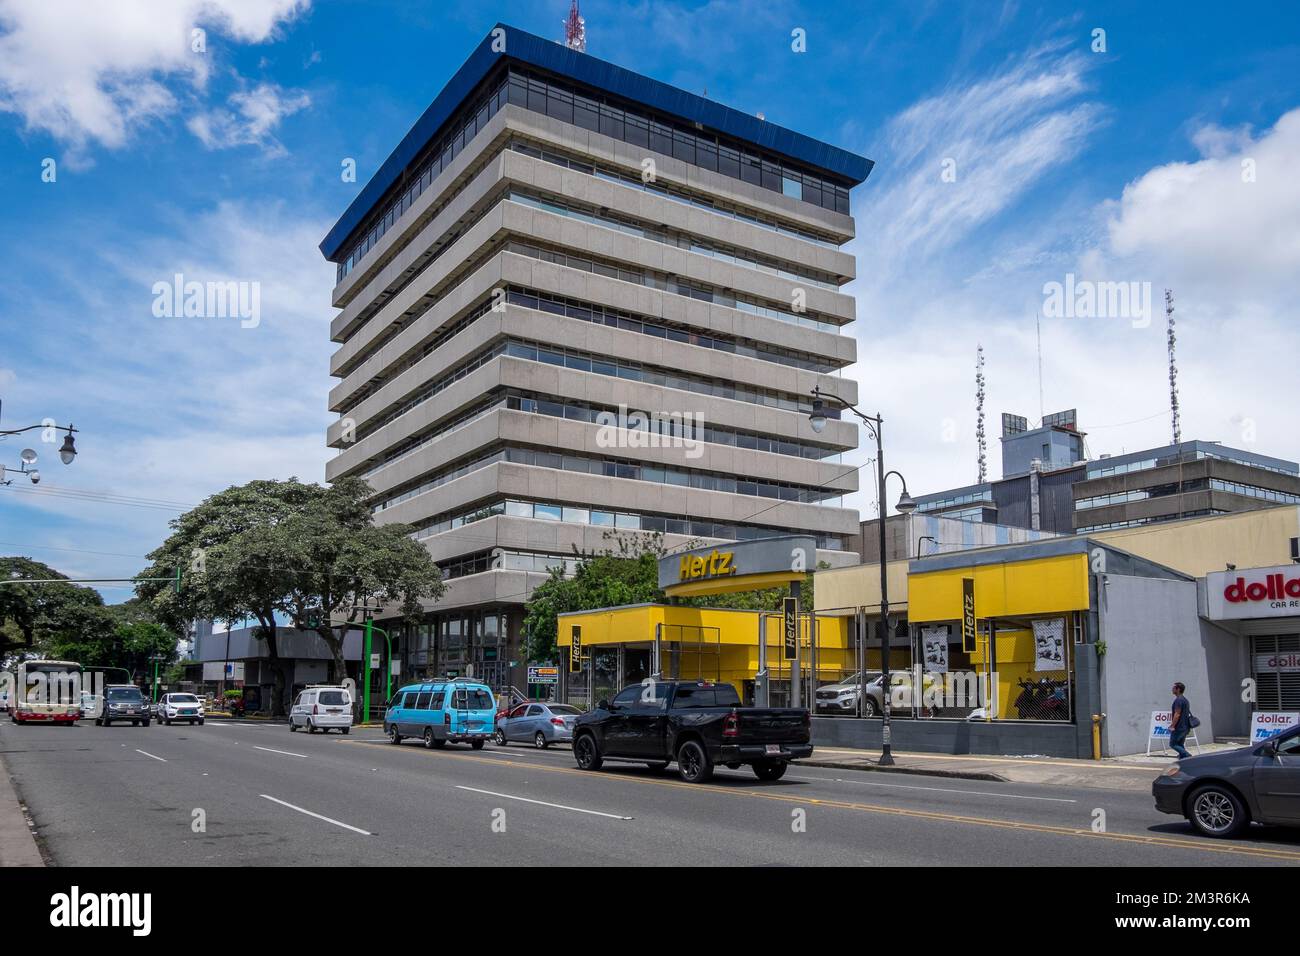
913 407 1300 535
319 25 869 691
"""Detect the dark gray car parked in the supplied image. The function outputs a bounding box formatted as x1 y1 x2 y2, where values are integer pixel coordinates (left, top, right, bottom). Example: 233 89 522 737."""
1153 723 1300 837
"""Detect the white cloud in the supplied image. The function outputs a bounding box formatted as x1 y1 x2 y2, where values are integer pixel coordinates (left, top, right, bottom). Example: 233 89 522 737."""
1105 109 1300 298
187 81 310 153
0 0 309 159
856 44 1103 283
4 200 335 536
841 50 1300 517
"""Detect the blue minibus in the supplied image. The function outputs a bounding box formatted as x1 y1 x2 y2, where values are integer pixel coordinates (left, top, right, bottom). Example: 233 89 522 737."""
384 679 496 749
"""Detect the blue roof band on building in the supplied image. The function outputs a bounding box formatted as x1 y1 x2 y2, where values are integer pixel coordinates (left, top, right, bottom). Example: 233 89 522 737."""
320 23 874 261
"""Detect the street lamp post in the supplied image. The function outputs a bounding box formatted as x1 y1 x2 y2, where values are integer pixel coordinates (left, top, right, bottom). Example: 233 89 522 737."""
149 653 166 704
808 386 915 766
0 400 79 486
361 612 394 724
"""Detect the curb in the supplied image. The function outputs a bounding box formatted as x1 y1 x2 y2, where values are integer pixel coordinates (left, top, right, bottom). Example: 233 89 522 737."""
802 759 1009 783
0 751 44 867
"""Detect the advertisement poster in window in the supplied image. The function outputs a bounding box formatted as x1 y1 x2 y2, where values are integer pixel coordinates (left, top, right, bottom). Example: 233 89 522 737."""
920 625 950 674
1033 618 1066 672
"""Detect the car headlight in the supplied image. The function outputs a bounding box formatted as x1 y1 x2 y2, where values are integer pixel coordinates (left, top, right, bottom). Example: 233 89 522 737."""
1161 765 1183 777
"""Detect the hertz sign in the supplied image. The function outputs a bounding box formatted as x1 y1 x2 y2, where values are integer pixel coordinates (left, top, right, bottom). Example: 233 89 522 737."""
658 535 816 597
679 550 736 581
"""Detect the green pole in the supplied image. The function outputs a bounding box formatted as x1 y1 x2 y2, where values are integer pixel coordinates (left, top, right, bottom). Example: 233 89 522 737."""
152 658 160 703
362 617 373 726
371 624 393 703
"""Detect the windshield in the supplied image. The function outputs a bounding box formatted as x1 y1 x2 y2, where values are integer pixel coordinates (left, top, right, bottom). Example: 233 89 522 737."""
107 687 143 701
170 694 198 704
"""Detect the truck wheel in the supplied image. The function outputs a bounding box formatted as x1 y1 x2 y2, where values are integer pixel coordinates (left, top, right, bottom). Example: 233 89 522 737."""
471 739 485 750
424 728 437 749
388 724 402 745
676 740 713 783
574 733 603 771
1187 784 1249 838
753 760 788 782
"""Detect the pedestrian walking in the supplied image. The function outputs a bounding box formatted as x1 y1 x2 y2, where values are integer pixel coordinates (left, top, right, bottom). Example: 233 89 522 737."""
1169 681 1194 759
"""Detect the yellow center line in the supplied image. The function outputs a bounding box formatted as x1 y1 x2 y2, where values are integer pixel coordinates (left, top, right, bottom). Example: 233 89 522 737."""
337 740 1300 862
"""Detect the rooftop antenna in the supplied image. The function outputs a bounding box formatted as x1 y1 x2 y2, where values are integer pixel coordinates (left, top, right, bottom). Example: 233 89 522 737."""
975 344 987 483
563 0 586 52
1166 289 1181 446
1035 311 1045 425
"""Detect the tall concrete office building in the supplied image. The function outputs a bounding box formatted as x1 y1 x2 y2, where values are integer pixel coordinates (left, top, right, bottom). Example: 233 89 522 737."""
319 24 871 690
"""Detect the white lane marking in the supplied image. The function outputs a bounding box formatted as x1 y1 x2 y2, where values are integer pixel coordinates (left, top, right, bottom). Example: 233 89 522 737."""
254 745 310 759
134 749 167 763
783 773 1077 803
259 794 372 835
455 785 632 820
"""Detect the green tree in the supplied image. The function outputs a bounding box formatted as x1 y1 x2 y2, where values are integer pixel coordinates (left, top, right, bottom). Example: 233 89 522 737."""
0 556 115 661
137 477 445 711
137 479 322 716
267 478 446 684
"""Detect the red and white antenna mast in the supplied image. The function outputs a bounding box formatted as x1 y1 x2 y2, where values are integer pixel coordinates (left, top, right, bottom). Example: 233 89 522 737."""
563 1 586 52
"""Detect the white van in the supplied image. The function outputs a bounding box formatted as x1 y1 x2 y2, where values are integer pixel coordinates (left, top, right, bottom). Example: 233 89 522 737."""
289 686 353 734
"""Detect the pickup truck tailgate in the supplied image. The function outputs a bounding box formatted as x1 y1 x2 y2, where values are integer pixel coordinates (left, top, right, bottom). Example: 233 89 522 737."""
737 709 810 744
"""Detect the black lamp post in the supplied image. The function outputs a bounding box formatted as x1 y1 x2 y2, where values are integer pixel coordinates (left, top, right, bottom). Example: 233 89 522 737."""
809 386 914 765
0 399 78 485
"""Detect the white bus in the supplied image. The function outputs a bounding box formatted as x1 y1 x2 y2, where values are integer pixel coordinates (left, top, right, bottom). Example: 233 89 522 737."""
8 659 83 725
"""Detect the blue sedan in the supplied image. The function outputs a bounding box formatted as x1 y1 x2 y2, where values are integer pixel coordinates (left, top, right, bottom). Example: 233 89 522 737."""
494 702 583 748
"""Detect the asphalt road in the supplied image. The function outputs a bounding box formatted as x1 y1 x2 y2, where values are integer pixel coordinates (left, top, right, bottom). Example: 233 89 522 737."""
3 719 1299 866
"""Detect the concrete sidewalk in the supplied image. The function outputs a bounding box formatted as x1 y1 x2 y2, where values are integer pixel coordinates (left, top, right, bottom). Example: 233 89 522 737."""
0 752 44 866
802 745 1221 792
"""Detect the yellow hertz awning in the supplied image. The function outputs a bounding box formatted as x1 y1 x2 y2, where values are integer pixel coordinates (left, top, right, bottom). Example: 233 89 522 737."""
908 553 1090 623
662 570 803 599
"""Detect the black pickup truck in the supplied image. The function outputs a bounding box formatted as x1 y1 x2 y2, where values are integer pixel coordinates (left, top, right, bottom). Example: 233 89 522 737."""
572 680 812 783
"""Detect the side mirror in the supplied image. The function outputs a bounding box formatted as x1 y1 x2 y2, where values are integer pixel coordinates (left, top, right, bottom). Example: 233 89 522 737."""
598 699 611 711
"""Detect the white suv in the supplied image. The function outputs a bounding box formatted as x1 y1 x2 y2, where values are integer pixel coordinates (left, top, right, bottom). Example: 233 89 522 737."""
154 693 205 726
289 686 353 734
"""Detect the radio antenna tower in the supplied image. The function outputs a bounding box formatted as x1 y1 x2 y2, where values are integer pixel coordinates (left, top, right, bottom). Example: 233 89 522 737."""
1166 289 1181 446
563 1 586 52
975 344 987 483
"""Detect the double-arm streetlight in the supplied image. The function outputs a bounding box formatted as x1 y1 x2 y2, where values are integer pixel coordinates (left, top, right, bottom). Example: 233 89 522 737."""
809 386 915 766
0 399 78 486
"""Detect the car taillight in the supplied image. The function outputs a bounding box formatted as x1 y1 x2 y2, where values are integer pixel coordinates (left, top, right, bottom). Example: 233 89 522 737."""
722 712 739 738
312 704 319 715
444 713 451 725
550 717 564 726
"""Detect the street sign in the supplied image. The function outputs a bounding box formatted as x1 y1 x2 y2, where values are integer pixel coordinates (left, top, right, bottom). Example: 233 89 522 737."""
528 665 560 684
961 578 976 653
370 653 381 669
569 625 583 672
782 597 798 661
390 660 401 677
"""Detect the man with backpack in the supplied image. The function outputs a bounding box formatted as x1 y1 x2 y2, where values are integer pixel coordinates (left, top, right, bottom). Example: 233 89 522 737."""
1169 681 1195 759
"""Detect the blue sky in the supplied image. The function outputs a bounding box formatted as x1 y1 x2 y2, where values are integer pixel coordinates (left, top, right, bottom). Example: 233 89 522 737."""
1 0 1298 599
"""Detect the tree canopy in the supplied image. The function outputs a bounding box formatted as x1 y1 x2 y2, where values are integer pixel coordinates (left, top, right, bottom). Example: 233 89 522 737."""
136 477 445 711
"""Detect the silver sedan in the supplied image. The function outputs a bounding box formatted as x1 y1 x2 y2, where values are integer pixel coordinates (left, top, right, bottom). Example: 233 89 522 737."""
494 702 583 748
